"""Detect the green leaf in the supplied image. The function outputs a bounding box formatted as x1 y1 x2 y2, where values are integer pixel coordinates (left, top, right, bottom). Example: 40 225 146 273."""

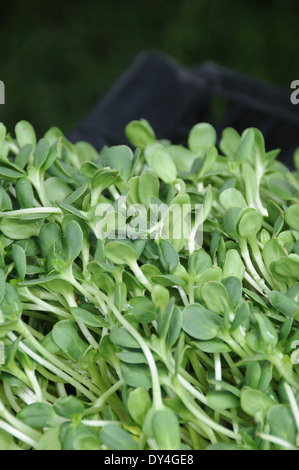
240 388 275 419
18 403 56 428
116 350 146 364
39 222 62 257
64 183 88 205
201 281 231 315
0 218 41 240
151 285 170 312
166 306 182 347
0 166 25 179
104 239 137 266
120 362 152 388
15 178 34 209
152 409 181 450
34 138 50 168
223 249 245 281
238 209 262 239
231 302 250 331
200 146 218 177
127 388 152 426
182 304 222 340
223 207 242 238
87 264 115 295
152 274 185 287
60 422 97 451
54 396 85 419
103 145 133 180
285 204 299 230
128 297 157 323
138 173 159 207
15 120 36 149
158 239 179 273
0 186 12 211
207 391 240 410
36 427 62 451
44 177 72 203
100 424 138 450
92 168 119 192
65 220 83 261
110 327 140 349
269 290 299 319
219 188 247 210
195 340 231 353
188 249 212 276
271 256 299 281
245 362 262 389
74 141 99 163
254 313 278 348
71 307 107 328
166 145 197 172
14 144 32 169
235 129 254 163
56 200 88 220
52 320 89 362
0 283 22 321
151 148 177 184
12 244 26 281
267 405 297 448
262 239 286 273
219 127 241 157
188 123 216 155
268 179 297 200
222 277 242 308
196 266 223 294
125 119 156 149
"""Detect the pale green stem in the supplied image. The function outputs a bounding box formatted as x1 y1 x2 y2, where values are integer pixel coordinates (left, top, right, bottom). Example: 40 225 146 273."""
257 432 297 450
239 238 270 294
128 260 153 292
214 353 222 389
83 380 124 416
248 236 279 290
103 294 163 410
8 330 97 401
177 286 189 306
284 382 299 432
3 383 22 413
0 399 41 442
81 420 122 427
0 207 62 218
0 419 38 448
65 291 99 349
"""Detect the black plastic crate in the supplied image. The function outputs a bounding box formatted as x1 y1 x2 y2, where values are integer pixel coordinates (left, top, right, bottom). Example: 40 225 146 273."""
68 51 299 169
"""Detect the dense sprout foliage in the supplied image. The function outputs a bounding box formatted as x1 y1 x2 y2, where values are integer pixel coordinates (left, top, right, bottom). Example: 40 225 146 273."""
0 119 299 450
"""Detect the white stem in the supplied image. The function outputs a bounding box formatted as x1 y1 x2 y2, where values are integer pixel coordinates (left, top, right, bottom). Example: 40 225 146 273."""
0 207 62 217
284 382 299 432
0 419 38 448
214 353 222 390
257 432 297 450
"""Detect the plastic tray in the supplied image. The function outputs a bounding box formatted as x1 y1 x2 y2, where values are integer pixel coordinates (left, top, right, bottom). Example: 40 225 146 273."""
68 51 299 168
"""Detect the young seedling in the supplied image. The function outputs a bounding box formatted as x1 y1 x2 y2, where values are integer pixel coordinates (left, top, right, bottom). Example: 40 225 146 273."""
0 119 298 451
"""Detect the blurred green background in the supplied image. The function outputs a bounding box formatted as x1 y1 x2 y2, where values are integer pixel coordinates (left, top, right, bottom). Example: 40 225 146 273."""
0 0 298 136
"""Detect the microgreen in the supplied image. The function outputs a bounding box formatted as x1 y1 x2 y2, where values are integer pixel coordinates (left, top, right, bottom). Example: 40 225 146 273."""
0 118 299 451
